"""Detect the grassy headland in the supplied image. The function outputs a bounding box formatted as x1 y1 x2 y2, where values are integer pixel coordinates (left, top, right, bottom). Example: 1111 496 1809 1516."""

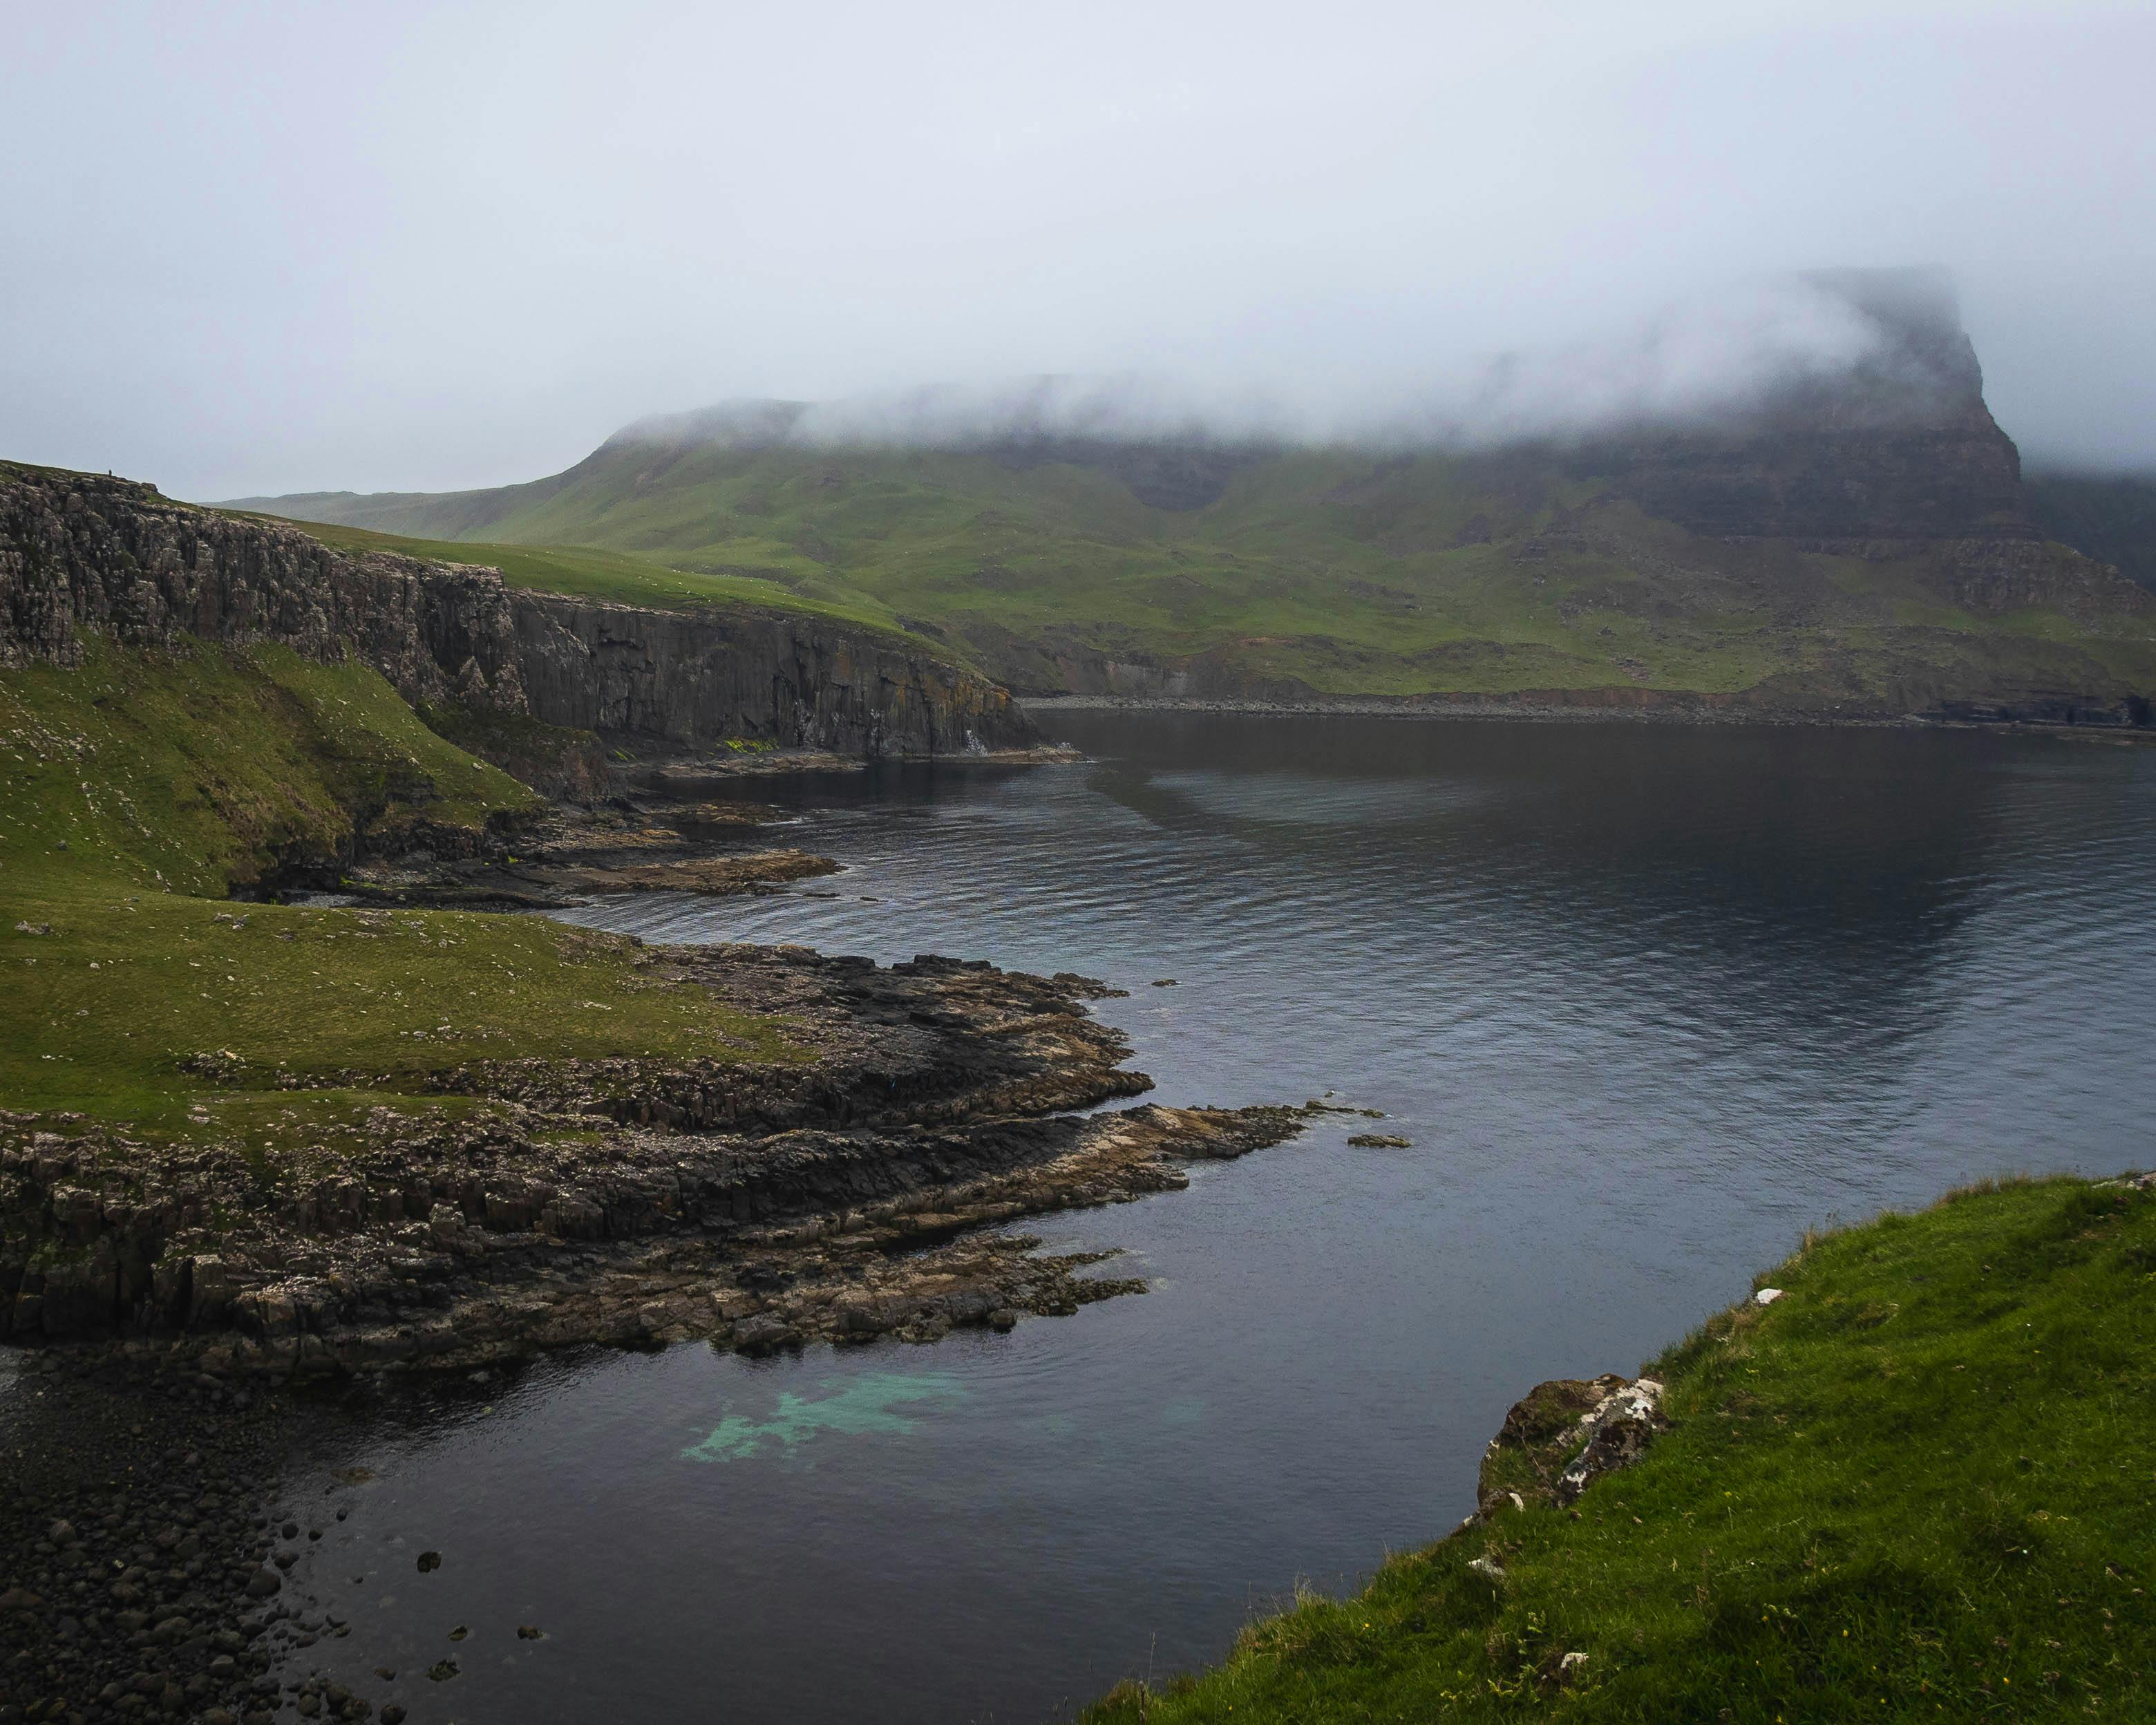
1085 1176 2155 1722
0 638 799 1156
229 444 2156 705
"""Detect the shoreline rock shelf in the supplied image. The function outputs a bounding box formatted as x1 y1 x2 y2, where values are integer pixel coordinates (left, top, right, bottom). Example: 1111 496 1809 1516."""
0 946 1312 1376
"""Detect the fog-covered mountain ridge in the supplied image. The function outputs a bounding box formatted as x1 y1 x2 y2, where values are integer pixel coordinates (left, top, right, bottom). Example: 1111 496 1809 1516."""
217 272 2156 718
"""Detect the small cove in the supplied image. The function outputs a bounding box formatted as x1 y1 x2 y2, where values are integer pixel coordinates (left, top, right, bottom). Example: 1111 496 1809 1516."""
276 713 2156 1723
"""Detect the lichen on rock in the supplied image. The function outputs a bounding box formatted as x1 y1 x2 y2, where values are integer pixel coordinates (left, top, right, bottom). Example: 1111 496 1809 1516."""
1477 1372 1671 1518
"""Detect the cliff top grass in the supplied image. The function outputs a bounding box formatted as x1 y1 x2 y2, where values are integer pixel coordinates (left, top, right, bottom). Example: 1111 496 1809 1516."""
0 638 804 1153
1085 1174 2156 1722
254 516 934 648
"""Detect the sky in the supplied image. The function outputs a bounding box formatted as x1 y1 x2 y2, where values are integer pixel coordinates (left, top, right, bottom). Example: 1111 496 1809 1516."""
3 0 2153 499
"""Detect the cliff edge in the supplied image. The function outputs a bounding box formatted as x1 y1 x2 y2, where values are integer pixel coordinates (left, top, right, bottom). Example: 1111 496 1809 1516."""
0 462 1035 758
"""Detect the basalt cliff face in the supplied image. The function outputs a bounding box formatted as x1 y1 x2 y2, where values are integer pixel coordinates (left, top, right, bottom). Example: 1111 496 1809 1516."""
0 463 1033 756
1578 270 2034 544
503 591 1021 755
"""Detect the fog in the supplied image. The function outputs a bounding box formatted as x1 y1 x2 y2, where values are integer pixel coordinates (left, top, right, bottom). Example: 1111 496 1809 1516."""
3 1 2153 498
628 274 1927 454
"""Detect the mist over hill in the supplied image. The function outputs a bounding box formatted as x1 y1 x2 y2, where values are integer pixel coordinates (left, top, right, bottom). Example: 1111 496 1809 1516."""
223 272 2156 717
586 270 1972 458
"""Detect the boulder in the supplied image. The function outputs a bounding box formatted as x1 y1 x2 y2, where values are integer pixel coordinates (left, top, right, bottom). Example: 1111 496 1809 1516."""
1477 1373 1670 1516
1553 1378 1667 1505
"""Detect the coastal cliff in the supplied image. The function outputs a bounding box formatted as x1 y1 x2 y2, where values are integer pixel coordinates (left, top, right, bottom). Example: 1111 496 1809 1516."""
0 462 1034 757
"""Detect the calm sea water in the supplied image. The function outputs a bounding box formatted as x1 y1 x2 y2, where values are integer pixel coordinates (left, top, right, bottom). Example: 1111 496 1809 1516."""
282 715 2156 1723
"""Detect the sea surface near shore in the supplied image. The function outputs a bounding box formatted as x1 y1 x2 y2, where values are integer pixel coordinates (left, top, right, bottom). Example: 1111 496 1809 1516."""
251 712 2156 1724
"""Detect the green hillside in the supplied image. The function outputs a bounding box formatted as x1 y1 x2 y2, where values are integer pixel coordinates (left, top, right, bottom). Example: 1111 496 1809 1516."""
0 639 795 1154
249 517 923 641
229 436 2156 708
1084 1174 2156 1723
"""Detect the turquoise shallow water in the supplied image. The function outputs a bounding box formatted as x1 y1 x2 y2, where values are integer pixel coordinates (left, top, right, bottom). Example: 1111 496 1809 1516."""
278 713 2156 1723
681 1373 970 1465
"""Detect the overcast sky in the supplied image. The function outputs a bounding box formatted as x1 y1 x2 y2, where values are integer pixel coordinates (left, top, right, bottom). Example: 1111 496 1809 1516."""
4 0 2152 499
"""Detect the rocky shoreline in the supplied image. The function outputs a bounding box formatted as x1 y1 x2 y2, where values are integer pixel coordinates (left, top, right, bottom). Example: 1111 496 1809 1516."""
0 961 1302 1716
0 706 1341 1718
0 681 1204 1725
324 753 1086 912
2 937 1312 1374
1 756 1311 1722
1021 692 2156 730
1 1351 357 1725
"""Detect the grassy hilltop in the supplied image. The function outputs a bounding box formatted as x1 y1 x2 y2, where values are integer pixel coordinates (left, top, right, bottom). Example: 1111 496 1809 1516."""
229 436 2156 709
1084 1175 2156 1722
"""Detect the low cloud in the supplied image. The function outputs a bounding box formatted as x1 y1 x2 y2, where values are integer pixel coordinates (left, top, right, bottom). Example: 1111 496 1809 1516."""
615 272 1935 455
7 2 2153 495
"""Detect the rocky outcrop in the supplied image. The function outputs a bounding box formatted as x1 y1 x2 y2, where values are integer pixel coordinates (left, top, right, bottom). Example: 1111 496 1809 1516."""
0 462 1034 756
0 465 513 699
1584 402 2029 543
1475 1373 1671 1518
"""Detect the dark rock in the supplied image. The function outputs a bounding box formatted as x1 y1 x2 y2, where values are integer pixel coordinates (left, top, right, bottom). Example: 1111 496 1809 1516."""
732 1315 796 1354
1476 1373 1670 1516
1553 1378 1668 1505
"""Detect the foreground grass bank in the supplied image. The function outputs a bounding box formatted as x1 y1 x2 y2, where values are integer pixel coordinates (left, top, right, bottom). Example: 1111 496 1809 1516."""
1088 1176 2155 1722
0 638 799 1157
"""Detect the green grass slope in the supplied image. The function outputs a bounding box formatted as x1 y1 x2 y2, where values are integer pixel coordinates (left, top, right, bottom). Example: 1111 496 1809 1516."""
0 639 797 1153
1084 1176 2155 1722
254 518 925 642
229 442 2156 706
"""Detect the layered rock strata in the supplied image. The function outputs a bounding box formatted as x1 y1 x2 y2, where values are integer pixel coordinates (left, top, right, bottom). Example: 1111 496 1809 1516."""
0 462 1033 756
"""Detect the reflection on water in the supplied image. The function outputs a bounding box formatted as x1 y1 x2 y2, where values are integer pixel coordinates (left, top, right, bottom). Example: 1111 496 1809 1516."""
279 715 2156 1725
